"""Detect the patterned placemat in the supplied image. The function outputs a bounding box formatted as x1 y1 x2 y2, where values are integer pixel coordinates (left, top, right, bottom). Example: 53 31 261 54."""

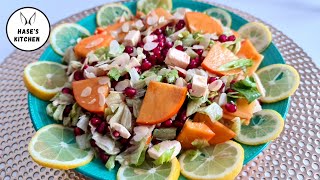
0 1 319 179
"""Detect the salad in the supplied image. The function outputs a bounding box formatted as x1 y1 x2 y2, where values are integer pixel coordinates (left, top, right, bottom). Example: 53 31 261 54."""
24 0 300 180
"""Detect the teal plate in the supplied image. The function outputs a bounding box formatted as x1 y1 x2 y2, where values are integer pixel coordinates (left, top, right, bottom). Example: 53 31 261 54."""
28 0 290 179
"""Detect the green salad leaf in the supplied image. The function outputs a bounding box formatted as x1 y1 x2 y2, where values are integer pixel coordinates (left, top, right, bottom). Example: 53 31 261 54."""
105 155 116 170
108 67 121 81
165 69 179 84
232 77 261 103
154 147 175 165
153 128 177 140
218 58 253 72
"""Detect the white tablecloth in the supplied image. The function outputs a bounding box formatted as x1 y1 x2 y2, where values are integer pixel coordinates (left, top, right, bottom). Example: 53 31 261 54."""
1 0 319 66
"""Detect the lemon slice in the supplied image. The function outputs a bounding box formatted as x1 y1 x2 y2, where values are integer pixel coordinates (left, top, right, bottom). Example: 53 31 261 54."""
234 110 285 145
204 8 232 27
97 3 132 27
238 22 272 52
117 157 180 180
137 0 172 14
179 141 244 180
23 61 68 100
28 124 94 170
256 64 300 103
50 23 90 56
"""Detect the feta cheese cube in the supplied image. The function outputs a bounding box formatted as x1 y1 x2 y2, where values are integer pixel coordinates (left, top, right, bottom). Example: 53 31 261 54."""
190 74 208 97
165 48 190 69
148 140 181 160
124 30 141 46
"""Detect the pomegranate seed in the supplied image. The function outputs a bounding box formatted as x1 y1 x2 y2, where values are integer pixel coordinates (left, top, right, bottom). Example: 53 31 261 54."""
123 87 137 98
161 48 169 57
90 139 97 147
175 45 184 51
218 34 227 43
164 41 173 48
74 70 84 81
137 41 144 48
194 49 203 56
162 120 173 127
208 77 218 84
225 102 237 112
177 70 186 78
99 152 109 164
156 123 162 128
187 59 198 69
177 110 187 122
175 20 185 31
153 47 161 57
157 55 165 65
121 73 130 80
225 88 235 93
230 80 236 85
219 83 225 92
124 46 134 54
153 29 162 35
173 121 184 128
157 34 165 41
208 97 216 102
113 131 120 137
90 117 102 127
158 41 164 48
97 122 107 135
82 65 89 70
74 127 84 136
141 59 152 71
227 35 236 41
187 83 192 90
63 105 72 117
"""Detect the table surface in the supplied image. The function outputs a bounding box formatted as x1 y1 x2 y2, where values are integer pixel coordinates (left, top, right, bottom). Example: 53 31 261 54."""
1 0 319 67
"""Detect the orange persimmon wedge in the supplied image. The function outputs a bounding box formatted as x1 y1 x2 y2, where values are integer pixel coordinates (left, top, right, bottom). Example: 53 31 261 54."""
185 12 223 35
201 43 242 76
74 34 113 59
236 39 264 75
223 98 256 124
194 113 236 144
72 77 110 113
136 81 187 125
177 121 215 149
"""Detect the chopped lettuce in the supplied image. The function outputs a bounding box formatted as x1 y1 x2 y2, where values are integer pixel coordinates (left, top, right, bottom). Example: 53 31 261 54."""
187 96 207 117
218 58 253 72
126 98 142 118
62 47 78 64
105 155 116 170
191 139 210 149
165 69 179 84
105 91 125 112
51 92 74 106
77 114 89 133
197 102 223 121
185 48 198 58
46 103 57 117
92 133 120 155
128 68 140 85
52 104 66 121
108 103 132 131
153 128 177 140
108 67 121 81
154 147 175 165
108 40 125 58
115 137 148 166
76 133 91 150
232 77 261 103
70 103 82 126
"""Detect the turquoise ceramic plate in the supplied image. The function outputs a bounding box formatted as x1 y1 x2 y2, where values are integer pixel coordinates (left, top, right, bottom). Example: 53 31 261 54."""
28 0 290 179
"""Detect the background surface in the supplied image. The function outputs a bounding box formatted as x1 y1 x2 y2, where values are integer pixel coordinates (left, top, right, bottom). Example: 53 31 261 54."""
1 0 319 66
